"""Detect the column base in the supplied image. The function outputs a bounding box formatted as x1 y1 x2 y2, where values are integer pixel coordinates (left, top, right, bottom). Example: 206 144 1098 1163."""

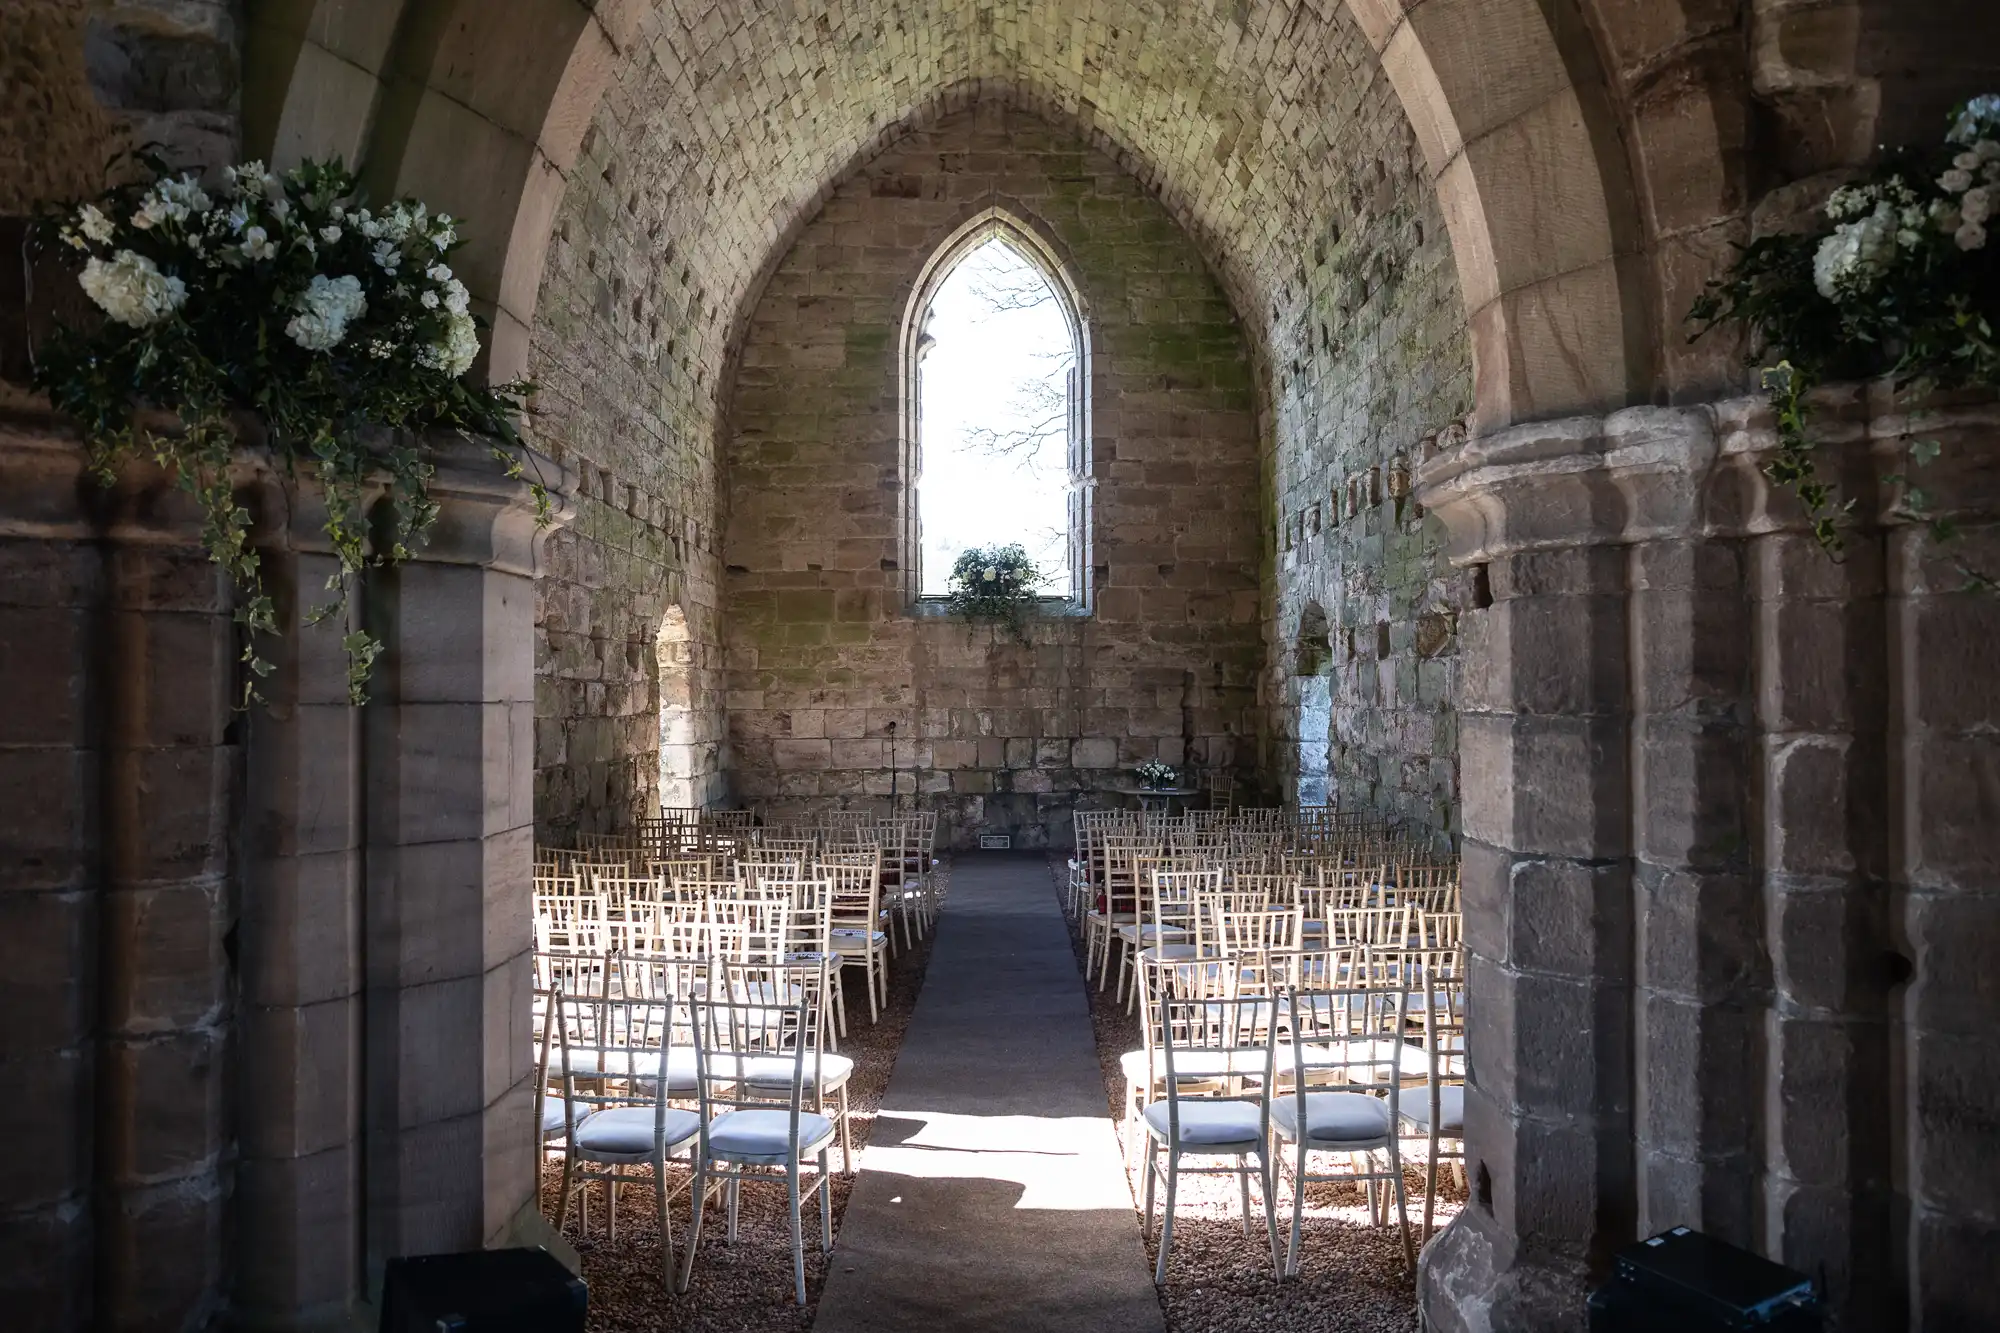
1419 1209 1594 1333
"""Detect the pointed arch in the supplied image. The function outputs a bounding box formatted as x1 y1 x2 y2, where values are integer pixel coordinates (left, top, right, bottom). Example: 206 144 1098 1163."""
898 206 1093 612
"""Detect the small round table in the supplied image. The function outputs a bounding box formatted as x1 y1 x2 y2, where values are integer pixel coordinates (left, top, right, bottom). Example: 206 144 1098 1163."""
1104 784 1207 816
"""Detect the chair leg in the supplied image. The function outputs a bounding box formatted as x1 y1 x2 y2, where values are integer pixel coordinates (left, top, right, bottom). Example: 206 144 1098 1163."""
655 1159 674 1285
1391 1145 1415 1272
819 1148 834 1250
1141 1140 1157 1234
1286 1144 1306 1278
1238 1156 1253 1237
608 1177 618 1245
1154 1152 1179 1285
676 1156 706 1294
1260 1153 1281 1277
726 1173 740 1244
839 1084 854 1175
554 1151 575 1233
789 1163 806 1306
1423 1131 1439 1242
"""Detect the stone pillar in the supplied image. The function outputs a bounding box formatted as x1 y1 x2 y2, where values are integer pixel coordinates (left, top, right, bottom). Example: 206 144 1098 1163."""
358 437 570 1277
94 442 237 1332
0 420 235 1331
1416 415 1637 1332
1879 390 2000 1327
1415 390 2000 1331
233 466 367 1330
0 423 107 1327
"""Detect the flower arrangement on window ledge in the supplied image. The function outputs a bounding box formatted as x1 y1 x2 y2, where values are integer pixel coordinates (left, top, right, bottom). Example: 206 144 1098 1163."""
943 543 1044 643
30 154 544 706
1689 94 1999 589
1133 761 1178 791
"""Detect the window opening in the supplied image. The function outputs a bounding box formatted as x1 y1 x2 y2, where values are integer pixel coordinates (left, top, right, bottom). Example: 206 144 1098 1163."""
657 606 696 811
907 218 1087 603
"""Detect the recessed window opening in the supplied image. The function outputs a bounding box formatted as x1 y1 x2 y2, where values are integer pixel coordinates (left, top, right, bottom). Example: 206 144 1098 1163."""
906 215 1088 604
657 605 696 811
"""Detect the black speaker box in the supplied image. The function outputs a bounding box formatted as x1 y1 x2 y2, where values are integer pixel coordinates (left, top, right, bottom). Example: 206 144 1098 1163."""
1588 1227 1822 1332
379 1248 587 1333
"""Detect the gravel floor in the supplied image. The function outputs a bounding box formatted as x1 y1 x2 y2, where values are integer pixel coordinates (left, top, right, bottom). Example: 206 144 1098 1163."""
539 866 942 1332
1055 856 1465 1333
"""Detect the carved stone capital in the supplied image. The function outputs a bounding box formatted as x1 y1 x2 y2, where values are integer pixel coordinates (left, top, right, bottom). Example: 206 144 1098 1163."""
1416 386 2000 566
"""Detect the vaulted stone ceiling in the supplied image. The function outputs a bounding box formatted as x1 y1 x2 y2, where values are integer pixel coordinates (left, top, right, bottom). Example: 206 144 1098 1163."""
527 0 1437 465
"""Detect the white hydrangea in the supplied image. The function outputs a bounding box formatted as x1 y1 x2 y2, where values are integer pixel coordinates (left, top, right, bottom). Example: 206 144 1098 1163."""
1949 95 2000 146
131 175 211 230
418 309 479 377
1813 201 1900 300
78 250 187 327
285 273 368 352
77 203 115 245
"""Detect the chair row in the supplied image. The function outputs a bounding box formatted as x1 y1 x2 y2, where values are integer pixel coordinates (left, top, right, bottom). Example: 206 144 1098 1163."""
1120 952 1465 1281
534 956 851 1305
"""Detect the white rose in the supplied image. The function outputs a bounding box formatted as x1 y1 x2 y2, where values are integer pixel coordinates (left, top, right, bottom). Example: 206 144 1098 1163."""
320 225 343 243
1957 221 1988 251
420 290 439 309
1940 168 1975 194
1963 187 1993 225
78 249 187 327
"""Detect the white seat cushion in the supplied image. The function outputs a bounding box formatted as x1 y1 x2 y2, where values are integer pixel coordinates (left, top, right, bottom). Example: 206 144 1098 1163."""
1137 943 1200 964
1270 1091 1392 1145
1397 1084 1465 1134
541 1099 570 1138
739 1052 855 1091
829 928 886 949
572 1105 702 1158
707 1108 837 1161
1142 1098 1265 1148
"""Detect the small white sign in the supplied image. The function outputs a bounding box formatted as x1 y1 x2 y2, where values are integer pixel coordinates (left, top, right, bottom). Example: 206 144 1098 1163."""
978 834 1012 850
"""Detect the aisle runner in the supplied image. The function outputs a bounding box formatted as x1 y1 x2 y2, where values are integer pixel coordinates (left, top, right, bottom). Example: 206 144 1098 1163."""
812 854 1165 1333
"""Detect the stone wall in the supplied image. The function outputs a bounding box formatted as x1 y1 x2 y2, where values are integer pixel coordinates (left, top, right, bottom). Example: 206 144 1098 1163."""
1256 36 1473 830
527 116 730 840
722 102 1262 849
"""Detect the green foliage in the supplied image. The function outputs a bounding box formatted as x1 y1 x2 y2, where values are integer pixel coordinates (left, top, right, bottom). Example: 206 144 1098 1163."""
1689 97 2000 586
31 154 544 704
944 543 1044 643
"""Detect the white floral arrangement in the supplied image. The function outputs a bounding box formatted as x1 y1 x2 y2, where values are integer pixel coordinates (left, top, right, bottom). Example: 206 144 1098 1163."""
1134 761 1178 790
34 156 539 702
944 543 1044 642
1692 95 2000 583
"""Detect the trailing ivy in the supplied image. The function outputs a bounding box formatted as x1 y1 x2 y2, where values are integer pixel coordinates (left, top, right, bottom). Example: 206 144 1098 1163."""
31 155 545 705
1690 96 2000 587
